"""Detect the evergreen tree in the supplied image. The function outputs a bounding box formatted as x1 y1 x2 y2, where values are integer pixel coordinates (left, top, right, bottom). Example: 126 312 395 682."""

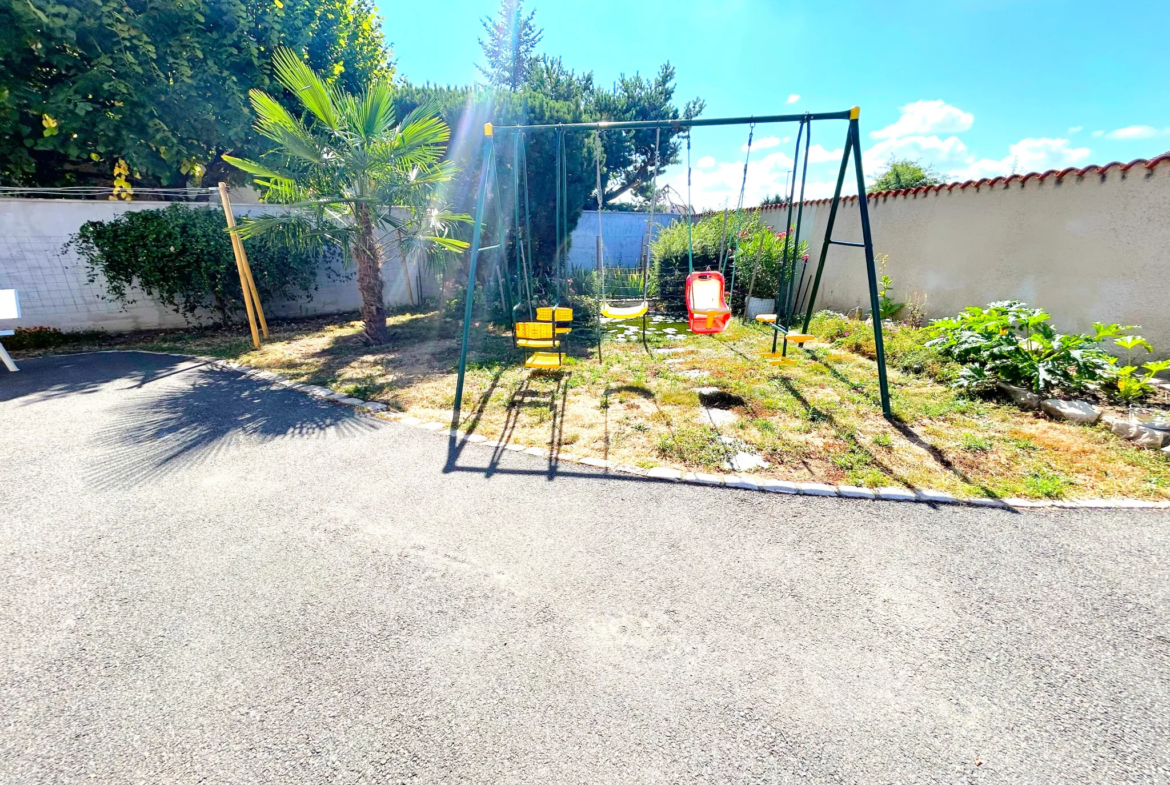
477 0 543 92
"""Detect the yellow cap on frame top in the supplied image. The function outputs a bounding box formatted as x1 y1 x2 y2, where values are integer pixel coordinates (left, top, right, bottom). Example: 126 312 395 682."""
850 107 860 119
484 123 494 137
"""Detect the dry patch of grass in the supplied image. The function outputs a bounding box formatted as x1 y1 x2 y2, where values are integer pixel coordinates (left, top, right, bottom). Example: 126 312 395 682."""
30 309 1170 501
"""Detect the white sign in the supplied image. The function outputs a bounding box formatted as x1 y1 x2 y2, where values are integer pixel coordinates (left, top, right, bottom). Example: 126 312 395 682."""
0 289 20 320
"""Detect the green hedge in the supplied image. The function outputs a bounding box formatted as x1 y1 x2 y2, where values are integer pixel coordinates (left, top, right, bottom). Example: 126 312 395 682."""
71 204 334 324
650 211 806 313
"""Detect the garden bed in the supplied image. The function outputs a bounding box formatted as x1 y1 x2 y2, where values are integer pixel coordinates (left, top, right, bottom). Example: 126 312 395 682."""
17 309 1170 501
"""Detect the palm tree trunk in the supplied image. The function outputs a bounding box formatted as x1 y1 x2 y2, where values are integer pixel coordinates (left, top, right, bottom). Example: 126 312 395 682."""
354 203 389 344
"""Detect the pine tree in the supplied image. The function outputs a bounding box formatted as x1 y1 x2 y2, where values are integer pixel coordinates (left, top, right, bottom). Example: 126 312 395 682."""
477 0 544 92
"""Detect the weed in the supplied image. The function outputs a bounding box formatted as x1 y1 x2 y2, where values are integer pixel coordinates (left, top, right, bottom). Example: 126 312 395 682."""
872 432 892 448
1024 468 1072 499
1007 435 1040 452
960 432 992 452
656 425 727 468
341 380 389 400
831 449 872 471
848 467 889 488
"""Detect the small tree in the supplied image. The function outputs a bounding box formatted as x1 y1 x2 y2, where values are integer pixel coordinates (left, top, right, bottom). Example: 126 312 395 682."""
478 0 543 92
225 49 468 344
867 158 943 193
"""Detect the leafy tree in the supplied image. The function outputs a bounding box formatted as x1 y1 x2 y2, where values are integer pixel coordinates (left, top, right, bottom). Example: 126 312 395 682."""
0 0 391 188
72 204 328 324
477 0 543 92
390 83 589 286
390 71 701 288
867 157 943 193
225 50 468 344
528 56 704 206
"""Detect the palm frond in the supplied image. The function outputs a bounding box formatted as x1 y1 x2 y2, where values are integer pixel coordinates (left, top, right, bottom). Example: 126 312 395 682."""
388 114 451 168
272 47 340 130
221 154 294 182
347 81 398 141
247 90 327 165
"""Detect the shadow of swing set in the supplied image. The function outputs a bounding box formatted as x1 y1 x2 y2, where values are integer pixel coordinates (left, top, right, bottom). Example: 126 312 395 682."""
452 107 894 426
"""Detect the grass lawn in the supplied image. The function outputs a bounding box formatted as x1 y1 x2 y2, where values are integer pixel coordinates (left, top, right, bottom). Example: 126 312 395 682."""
21 308 1170 501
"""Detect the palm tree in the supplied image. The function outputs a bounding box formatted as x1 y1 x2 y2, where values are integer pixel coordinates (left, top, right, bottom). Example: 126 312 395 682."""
224 49 467 344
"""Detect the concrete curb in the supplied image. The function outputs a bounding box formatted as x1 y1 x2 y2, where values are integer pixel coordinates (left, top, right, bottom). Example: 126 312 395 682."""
178 354 1170 513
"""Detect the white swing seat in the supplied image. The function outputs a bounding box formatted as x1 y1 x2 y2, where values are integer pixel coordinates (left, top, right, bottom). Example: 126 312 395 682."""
600 301 649 320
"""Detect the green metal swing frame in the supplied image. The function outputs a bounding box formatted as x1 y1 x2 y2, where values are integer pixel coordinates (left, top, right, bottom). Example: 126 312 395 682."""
452 107 894 427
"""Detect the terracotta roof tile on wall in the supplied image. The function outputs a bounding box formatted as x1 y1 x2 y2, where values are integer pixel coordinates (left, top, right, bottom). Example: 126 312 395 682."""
754 151 1170 210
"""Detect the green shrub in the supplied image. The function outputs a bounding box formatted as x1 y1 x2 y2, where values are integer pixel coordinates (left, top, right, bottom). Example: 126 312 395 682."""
650 211 805 312
1 326 102 351
926 301 1124 395
71 204 333 324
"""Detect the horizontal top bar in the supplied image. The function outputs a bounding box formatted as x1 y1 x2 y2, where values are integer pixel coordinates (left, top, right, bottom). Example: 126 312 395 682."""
490 110 856 133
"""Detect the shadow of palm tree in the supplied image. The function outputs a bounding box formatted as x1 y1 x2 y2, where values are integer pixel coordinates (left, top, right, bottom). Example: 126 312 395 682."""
84 359 378 489
0 352 212 405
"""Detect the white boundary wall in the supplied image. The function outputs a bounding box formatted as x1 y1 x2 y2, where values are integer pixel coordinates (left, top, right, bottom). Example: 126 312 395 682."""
760 157 1170 357
0 198 431 333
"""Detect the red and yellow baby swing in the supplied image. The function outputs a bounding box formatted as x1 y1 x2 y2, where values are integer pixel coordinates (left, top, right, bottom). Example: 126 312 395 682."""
680 131 733 335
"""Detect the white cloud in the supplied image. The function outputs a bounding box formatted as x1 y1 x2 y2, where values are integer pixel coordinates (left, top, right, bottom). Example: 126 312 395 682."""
787 94 800 104
1068 125 1082 134
870 100 974 140
1091 130 1104 137
742 135 791 152
696 155 716 168
946 137 1091 180
665 149 812 211
863 135 969 173
808 144 845 164
1104 125 1166 140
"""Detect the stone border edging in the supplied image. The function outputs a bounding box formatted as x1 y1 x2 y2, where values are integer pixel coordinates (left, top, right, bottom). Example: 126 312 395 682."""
77 351 1170 512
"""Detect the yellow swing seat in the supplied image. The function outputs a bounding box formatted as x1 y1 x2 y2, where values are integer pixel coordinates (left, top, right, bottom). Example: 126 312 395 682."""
600 301 649 320
536 306 573 322
514 321 562 349
755 314 815 343
761 353 800 366
535 306 573 334
525 352 562 369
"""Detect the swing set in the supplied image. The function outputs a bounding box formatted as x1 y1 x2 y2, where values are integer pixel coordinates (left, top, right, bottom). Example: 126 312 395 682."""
452 107 892 425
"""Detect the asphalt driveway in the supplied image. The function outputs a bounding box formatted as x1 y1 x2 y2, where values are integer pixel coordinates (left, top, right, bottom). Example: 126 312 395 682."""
1 352 1168 783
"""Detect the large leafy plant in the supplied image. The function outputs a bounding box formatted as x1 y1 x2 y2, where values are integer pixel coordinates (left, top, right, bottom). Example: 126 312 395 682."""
1113 336 1170 403
225 49 468 344
925 301 1123 394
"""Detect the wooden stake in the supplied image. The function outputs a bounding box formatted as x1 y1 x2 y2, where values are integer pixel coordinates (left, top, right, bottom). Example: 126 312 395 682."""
218 183 262 348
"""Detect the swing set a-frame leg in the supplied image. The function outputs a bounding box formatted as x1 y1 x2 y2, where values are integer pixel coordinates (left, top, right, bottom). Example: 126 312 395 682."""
798 110 892 420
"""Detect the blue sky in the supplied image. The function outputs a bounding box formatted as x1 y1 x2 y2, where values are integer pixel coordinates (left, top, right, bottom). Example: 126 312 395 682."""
382 0 1170 208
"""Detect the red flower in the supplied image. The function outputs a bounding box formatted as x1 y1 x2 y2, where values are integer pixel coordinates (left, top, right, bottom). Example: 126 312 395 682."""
801 253 809 261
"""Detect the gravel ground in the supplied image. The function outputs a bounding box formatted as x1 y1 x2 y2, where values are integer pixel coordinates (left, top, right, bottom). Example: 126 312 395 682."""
1 352 1168 784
